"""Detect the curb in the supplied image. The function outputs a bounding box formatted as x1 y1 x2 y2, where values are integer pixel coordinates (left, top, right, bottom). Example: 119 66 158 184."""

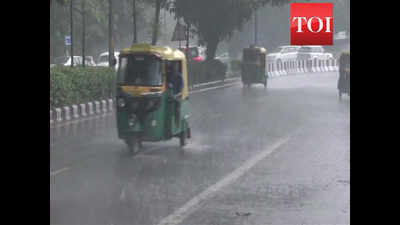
51 98 114 125
50 77 242 126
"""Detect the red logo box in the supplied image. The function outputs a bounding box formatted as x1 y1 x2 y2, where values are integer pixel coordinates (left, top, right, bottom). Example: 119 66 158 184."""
291 3 333 45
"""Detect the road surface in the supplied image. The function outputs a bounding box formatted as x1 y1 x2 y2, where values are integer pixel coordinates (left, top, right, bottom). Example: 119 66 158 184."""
50 72 350 225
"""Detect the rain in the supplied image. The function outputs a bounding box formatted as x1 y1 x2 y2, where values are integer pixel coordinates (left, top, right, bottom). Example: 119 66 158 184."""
50 0 350 225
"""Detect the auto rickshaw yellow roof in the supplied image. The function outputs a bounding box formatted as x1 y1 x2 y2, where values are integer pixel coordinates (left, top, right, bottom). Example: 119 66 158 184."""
342 50 350 55
121 43 186 61
244 46 267 54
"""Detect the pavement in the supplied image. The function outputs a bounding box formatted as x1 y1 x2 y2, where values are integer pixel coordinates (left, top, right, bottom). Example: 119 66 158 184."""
50 72 350 225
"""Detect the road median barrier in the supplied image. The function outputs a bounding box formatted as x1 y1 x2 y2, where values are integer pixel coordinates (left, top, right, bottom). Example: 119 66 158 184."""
50 76 241 126
267 58 338 77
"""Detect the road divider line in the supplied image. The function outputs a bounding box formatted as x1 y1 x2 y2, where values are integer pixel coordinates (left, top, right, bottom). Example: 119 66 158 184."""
190 82 240 94
50 167 69 176
155 136 291 225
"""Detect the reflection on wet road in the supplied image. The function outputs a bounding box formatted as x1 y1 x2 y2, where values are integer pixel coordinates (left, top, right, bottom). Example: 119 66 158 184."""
51 72 349 225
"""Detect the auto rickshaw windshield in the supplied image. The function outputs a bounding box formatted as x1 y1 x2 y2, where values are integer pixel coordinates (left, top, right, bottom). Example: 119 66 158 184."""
117 55 163 86
243 50 258 62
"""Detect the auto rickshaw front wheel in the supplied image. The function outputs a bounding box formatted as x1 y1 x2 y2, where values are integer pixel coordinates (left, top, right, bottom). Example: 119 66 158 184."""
126 136 141 155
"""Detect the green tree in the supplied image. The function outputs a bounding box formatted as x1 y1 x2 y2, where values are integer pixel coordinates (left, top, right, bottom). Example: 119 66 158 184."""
170 0 290 60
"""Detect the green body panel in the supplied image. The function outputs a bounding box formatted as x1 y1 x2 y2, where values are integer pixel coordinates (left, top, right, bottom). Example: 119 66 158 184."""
241 63 266 85
116 90 190 142
165 89 190 137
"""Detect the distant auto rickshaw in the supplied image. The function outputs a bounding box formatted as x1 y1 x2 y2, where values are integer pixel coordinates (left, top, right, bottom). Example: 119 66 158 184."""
115 44 191 155
338 51 350 100
241 45 268 89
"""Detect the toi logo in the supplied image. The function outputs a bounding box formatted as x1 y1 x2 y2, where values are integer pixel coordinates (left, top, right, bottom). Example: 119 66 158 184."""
291 3 333 45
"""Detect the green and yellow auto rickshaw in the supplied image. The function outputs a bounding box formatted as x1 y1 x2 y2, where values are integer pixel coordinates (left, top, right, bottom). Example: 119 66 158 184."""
338 51 350 100
241 45 268 89
115 44 191 155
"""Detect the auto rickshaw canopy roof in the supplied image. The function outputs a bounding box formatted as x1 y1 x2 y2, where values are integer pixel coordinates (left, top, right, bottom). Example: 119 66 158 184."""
340 51 350 61
120 44 186 61
120 44 189 99
243 46 267 54
341 51 350 56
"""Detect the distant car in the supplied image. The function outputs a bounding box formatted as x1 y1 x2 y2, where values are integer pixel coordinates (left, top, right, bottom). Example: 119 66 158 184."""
97 51 120 69
215 52 231 72
266 45 300 64
84 56 96 66
53 56 83 67
266 45 333 63
296 46 334 61
180 46 206 62
215 52 230 64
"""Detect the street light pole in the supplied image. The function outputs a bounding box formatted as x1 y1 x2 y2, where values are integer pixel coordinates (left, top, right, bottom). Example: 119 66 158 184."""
108 0 114 67
70 0 74 67
254 8 258 45
133 0 137 44
51 1 55 64
82 0 86 67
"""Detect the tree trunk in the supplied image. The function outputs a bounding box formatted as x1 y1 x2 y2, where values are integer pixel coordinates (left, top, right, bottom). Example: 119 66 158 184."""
151 0 161 45
133 0 137 44
70 0 74 67
51 1 55 64
205 38 218 61
108 0 114 67
82 0 86 67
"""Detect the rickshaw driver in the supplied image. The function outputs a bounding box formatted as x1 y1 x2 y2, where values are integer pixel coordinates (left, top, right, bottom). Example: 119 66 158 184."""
166 62 184 97
166 61 184 129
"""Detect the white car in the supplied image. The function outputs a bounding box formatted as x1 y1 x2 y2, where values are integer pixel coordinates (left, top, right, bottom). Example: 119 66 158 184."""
84 56 96 66
266 45 334 63
266 45 300 64
215 52 230 64
97 51 120 69
296 46 334 61
216 52 231 72
53 56 83 66
179 46 206 62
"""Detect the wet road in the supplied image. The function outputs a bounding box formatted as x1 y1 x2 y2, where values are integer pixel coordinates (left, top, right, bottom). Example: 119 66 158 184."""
50 72 349 225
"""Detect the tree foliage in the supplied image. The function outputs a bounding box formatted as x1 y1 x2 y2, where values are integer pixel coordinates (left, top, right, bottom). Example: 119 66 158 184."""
50 0 153 62
169 0 290 60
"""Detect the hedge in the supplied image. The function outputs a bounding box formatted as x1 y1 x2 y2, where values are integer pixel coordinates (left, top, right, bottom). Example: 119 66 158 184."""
187 59 227 87
50 60 229 109
50 66 116 109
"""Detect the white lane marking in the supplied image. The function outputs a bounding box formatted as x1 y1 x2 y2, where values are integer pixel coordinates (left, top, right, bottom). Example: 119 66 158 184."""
50 167 70 176
156 136 291 225
192 80 222 88
190 82 240 94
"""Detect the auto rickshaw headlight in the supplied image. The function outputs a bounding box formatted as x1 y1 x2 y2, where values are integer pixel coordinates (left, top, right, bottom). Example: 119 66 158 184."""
117 98 126 107
128 114 137 127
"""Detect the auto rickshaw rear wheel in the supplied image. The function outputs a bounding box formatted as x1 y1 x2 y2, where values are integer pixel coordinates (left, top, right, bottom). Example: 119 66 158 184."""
179 121 189 147
187 127 191 139
179 129 187 147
